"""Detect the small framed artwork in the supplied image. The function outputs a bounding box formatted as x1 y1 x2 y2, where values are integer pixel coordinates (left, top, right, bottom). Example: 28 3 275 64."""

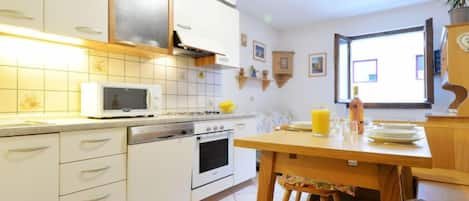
241 33 247 47
308 53 327 77
353 59 378 83
253 40 266 62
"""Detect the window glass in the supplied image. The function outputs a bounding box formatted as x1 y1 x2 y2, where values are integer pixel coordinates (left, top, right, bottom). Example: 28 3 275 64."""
350 31 425 103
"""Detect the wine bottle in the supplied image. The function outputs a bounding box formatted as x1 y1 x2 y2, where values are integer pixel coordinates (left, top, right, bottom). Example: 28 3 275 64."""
349 86 364 134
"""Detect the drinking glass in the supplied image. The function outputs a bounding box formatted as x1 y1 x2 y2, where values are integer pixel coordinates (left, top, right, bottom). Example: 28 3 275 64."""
342 120 359 144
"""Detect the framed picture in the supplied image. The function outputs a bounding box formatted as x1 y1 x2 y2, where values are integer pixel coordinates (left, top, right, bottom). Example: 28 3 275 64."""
253 40 266 62
308 53 327 77
241 33 247 47
353 59 378 83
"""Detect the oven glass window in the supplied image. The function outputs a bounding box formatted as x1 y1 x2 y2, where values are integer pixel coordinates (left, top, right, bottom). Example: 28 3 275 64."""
199 139 228 173
103 87 147 110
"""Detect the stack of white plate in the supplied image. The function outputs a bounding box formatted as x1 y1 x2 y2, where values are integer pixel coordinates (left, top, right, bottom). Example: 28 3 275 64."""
368 124 423 143
377 123 417 130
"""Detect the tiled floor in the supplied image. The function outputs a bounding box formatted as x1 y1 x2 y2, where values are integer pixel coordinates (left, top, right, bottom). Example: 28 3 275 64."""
202 178 469 201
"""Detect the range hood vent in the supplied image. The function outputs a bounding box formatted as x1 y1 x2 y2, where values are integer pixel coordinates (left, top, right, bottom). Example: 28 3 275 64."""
173 31 225 58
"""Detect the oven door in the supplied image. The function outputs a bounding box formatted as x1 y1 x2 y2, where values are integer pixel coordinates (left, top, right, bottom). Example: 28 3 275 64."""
192 130 234 189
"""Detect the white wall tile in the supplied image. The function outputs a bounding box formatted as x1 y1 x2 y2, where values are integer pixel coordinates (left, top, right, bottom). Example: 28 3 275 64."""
166 81 177 95
188 83 197 95
177 82 188 95
166 95 177 108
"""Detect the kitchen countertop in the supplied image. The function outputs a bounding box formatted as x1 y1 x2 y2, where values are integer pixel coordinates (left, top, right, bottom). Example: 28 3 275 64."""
0 113 257 137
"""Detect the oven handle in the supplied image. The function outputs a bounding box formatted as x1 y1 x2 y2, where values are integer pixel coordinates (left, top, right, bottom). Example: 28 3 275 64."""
197 131 233 142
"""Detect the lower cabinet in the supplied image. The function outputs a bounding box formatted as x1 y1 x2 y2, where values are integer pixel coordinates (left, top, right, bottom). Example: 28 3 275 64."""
233 117 257 185
128 136 195 201
0 134 59 201
60 181 126 201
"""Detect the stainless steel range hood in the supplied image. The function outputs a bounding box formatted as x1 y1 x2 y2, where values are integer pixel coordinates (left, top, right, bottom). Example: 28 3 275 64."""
173 31 226 58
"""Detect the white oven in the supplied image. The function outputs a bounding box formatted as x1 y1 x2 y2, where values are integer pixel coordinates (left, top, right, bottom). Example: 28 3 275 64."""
80 82 161 118
192 122 234 189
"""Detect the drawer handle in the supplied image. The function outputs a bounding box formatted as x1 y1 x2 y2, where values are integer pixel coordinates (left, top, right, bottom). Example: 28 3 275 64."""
115 40 137 47
75 26 103 35
84 194 110 201
0 9 34 20
8 146 50 153
81 138 111 144
81 166 110 174
177 24 192 30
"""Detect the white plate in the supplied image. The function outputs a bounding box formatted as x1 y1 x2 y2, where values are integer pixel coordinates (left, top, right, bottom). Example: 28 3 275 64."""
367 134 424 144
370 128 418 138
289 121 312 131
378 123 416 130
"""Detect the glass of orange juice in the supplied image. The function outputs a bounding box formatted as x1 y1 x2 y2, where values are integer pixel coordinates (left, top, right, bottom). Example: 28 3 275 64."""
311 108 330 136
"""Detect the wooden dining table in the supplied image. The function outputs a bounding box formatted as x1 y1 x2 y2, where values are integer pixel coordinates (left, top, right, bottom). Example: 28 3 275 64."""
234 130 432 201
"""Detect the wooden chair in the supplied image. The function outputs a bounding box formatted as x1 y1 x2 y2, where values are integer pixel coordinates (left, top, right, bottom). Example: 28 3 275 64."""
278 176 341 201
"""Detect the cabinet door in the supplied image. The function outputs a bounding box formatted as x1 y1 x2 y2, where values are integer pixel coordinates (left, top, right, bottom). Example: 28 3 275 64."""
0 134 59 201
128 137 195 201
44 0 108 42
233 118 257 185
215 2 240 68
173 0 196 33
111 0 170 49
0 0 43 30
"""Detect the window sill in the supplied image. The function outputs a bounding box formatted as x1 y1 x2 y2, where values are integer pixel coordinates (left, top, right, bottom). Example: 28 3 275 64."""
345 102 432 109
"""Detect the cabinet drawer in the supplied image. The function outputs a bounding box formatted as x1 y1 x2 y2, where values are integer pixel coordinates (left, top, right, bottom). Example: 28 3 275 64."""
0 134 59 201
60 154 126 195
60 181 126 201
60 128 126 163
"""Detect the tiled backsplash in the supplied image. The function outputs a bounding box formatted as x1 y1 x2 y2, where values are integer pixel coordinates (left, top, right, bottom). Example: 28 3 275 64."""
0 35 223 116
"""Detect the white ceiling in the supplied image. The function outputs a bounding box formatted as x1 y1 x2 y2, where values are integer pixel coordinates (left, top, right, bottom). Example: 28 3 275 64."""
237 0 435 30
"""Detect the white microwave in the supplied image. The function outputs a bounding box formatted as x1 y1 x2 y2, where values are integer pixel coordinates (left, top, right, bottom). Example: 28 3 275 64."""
81 82 162 118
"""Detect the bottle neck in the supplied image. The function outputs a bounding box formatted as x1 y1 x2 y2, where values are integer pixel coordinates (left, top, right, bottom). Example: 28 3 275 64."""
352 87 359 99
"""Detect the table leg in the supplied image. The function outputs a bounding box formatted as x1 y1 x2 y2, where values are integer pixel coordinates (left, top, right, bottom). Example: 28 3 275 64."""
257 151 276 201
400 166 415 200
378 165 403 201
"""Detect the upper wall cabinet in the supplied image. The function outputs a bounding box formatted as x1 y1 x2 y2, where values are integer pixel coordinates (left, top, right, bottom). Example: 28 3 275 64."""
215 2 239 68
174 0 240 68
110 0 172 54
0 0 43 30
44 0 108 42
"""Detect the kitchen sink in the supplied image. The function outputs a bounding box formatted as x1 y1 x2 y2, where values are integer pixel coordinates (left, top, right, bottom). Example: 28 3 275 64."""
0 120 50 128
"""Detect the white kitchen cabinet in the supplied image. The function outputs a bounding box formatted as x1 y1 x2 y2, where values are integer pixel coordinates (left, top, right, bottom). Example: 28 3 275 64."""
215 2 240 68
0 0 43 30
174 0 240 67
0 134 59 201
44 0 108 42
233 118 257 185
128 137 195 201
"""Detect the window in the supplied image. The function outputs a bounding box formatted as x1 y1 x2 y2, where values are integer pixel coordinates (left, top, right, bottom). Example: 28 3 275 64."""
334 18 434 108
